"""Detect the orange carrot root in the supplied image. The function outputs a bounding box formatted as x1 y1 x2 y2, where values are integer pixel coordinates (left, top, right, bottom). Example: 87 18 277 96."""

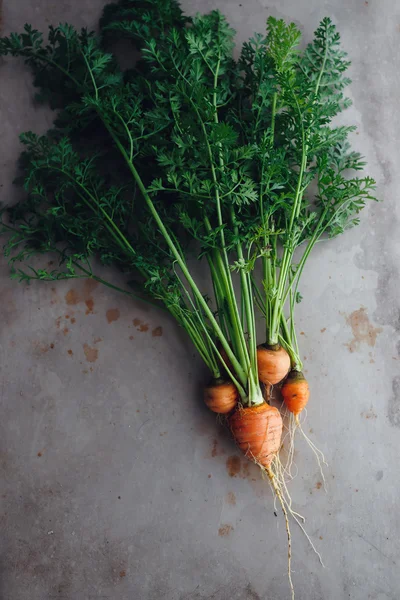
229 402 283 467
257 344 291 386
281 370 310 415
204 379 238 414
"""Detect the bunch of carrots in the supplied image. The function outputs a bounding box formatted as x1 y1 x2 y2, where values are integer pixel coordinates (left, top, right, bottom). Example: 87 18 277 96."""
0 1 376 596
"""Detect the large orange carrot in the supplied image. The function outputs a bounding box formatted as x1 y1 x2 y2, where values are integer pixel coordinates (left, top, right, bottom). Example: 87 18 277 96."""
281 370 310 417
204 379 238 414
257 344 290 386
229 402 283 467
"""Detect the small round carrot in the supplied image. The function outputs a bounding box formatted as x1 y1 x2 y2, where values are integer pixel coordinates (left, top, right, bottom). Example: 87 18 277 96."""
257 344 290 386
281 370 310 416
229 402 283 467
203 378 238 414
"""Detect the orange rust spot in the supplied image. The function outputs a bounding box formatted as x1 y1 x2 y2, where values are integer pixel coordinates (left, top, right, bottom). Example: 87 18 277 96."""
319 536 323 540
208 474 211 478
226 455 241 477
83 343 98 363
63 327 69 336
218 524 234 537
119 570 126 578
65 289 80 305
67 349 73 356
37 452 42 457
300 331 305 335
344 307 382 353
50 343 54 349
152 326 163 337
133 318 149 332
320 328 326 333
361 406 377 420
65 315 70 319
71 318 76 324
55 317 62 329
106 308 120 324
85 298 94 314
226 491 236 506
316 481 322 490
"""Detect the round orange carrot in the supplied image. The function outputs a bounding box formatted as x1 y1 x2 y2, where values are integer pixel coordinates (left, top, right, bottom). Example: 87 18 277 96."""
204 378 238 414
257 344 290 386
229 402 283 468
281 370 310 415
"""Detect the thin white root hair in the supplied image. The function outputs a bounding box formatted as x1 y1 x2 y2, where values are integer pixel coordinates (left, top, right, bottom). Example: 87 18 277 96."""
279 409 300 482
271 456 324 566
265 465 295 600
274 456 305 523
295 414 328 492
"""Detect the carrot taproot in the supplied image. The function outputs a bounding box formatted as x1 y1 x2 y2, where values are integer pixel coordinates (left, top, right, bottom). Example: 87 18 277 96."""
281 370 309 416
229 402 283 467
281 371 327 490
230 402 295 598
257 344 290 386
203 378 238 414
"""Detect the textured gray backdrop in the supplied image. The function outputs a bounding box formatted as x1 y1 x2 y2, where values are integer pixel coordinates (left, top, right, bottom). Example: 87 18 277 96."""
0 1 399 599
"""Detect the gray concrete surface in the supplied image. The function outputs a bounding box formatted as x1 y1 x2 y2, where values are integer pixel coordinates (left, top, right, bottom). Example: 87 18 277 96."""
0 1 399 599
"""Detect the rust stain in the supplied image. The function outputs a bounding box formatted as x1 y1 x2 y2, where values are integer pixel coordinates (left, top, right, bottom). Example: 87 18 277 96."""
218 524 234 537
320 328 326 333
67 349 73 356
71 317 76 324
226 455 241 477
65 280 98 311
63 327 69 336
208 474 211 478
85 298 95 314
37 452 43 458
33 341 50 354
83 343 98 363
106 308 120 324
316 481 322 490
225 491 236 506
152 326 163 337
361 406 377 420
65 289 80 305
133 318 149 332
345 307 382 353
119 570 126 578
209 438 226 458
55 317 62 329
50 343 54 349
